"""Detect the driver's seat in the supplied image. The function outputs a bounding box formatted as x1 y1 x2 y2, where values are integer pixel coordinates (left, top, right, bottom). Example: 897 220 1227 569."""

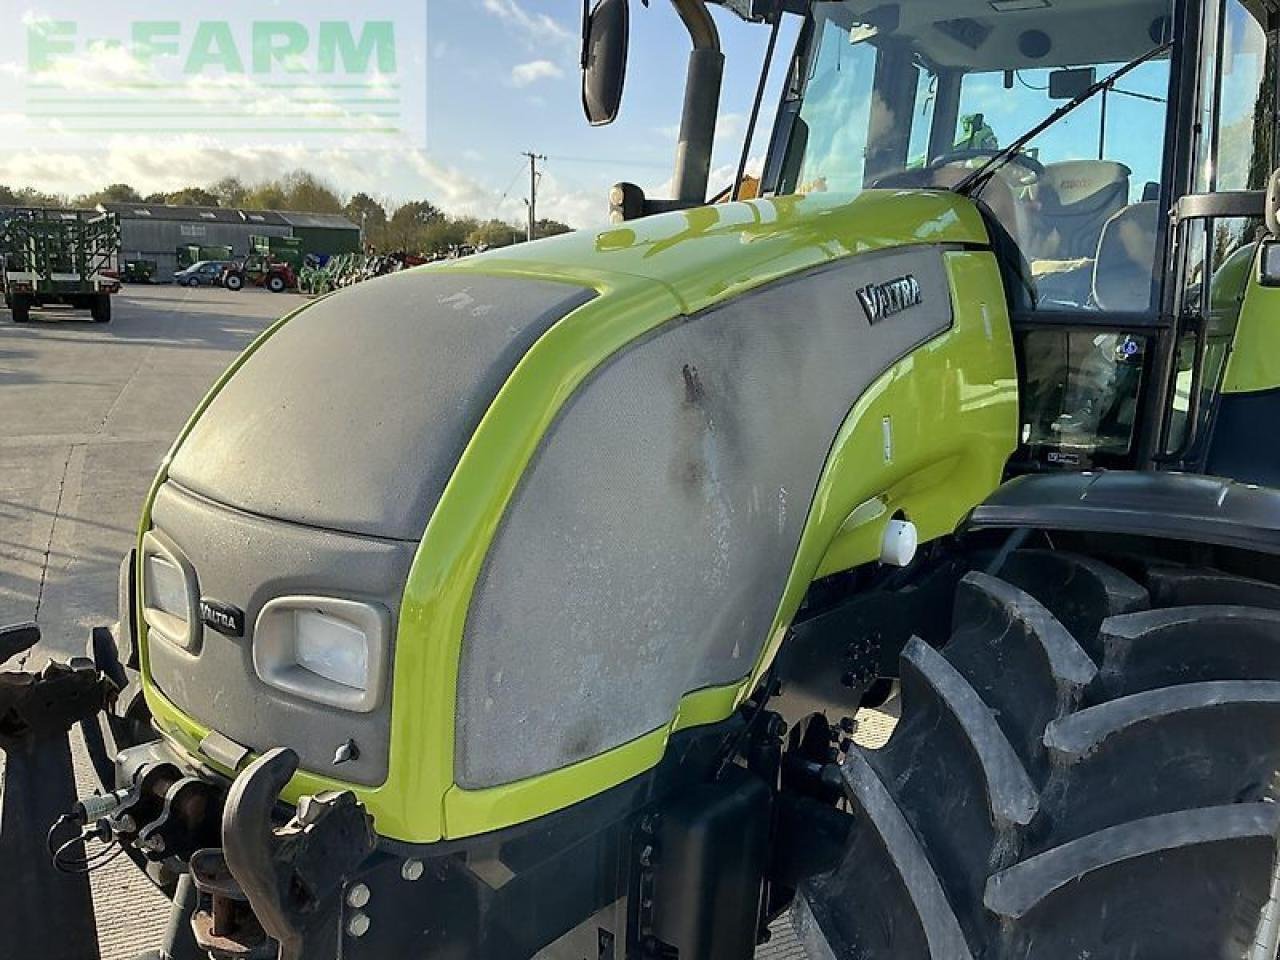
1034 161 1133 260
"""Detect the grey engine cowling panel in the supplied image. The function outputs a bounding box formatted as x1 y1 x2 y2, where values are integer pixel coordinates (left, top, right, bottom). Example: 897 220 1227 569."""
169 271 595 541
148 481 417 785
458 247 956 789
152 271 592 784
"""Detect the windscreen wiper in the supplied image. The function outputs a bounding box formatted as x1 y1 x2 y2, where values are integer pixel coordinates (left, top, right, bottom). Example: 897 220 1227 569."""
953 41 1173 197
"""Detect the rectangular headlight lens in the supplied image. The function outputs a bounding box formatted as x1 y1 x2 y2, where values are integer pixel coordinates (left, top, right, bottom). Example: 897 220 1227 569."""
144 553 188 623
252 597 389 713
293 610 369 691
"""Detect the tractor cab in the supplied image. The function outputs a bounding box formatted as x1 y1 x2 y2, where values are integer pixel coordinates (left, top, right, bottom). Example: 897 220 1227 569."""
757 0 1278 481
595 0 1279 479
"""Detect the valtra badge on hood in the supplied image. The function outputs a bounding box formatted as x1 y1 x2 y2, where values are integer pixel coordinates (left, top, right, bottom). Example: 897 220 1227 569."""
200 598 245 637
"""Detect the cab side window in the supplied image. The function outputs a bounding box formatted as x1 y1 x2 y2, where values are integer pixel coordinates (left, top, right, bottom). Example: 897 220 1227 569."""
1197 0 1274 193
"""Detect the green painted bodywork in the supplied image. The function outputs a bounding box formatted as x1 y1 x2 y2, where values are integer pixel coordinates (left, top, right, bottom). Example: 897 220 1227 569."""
1222 244 1280 395
137 189 1017 844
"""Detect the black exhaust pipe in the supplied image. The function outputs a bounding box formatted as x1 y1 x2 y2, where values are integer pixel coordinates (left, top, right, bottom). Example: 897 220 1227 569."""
671 0 724 205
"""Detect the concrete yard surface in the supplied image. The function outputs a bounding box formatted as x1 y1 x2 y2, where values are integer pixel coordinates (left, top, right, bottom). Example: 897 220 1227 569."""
0 285 283 661
0 285 283 959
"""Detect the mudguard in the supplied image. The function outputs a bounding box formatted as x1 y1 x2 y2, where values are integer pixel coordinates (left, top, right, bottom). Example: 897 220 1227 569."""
966 471 1280 555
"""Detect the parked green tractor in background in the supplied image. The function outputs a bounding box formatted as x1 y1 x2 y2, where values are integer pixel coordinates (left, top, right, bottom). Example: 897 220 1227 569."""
5 0 1280 958
1 207 121 323
249 234 303 273
177 245 235 273
124 260 159 285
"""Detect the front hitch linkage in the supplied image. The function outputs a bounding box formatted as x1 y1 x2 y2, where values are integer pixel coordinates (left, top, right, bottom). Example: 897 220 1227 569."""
192 747 377 960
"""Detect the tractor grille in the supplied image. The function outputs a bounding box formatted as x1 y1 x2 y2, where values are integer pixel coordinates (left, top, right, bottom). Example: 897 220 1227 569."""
146 480 417 786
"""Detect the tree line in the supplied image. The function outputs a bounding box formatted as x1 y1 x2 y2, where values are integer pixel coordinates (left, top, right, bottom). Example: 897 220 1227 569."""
0 171 572 257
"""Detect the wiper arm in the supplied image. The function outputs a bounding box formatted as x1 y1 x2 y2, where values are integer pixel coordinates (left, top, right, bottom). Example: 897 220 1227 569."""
953 41 1172 197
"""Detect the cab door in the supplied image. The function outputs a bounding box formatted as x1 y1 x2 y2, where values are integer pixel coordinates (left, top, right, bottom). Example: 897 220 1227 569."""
1157 0 1278 478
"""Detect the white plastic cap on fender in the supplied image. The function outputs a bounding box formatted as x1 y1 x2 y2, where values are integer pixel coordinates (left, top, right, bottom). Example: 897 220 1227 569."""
881 518 918 567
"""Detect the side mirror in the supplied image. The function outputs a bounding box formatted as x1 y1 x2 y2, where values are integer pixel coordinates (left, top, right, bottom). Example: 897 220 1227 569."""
1048 67 1096 100
581 0 629 127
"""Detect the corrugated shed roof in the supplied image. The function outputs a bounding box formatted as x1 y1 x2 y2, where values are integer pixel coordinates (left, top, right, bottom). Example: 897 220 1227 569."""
1 205 103 220
100 203 291 226
98 203 356 232
276 211 360 231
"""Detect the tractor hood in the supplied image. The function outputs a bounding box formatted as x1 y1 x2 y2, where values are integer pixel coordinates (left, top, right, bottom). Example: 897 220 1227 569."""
166 190 989 542
167 272 596 541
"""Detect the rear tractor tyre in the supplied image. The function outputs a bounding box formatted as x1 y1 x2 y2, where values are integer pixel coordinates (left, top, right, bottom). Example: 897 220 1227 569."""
224 272 244 292
796 549 1280 960
266 273 287 294
90 294 111 323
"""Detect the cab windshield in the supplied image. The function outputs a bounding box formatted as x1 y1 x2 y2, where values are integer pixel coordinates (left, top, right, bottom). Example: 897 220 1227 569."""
775 0 1175 314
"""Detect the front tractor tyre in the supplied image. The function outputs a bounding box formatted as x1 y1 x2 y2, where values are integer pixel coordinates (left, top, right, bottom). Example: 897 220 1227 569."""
266 273 287 293
224 272 245 292
91 294 111 323
796 549 1280 960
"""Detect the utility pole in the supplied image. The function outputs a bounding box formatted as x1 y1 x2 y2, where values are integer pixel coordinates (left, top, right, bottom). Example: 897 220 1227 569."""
522 151 545 242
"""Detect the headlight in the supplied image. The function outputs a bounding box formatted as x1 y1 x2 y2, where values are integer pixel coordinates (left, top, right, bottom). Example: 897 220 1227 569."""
145 554 186 620
140 531 199 652
295 610 368 690
253 597 389 713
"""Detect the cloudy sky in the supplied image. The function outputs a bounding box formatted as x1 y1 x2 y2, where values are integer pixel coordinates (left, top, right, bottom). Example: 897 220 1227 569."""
0 1 800 228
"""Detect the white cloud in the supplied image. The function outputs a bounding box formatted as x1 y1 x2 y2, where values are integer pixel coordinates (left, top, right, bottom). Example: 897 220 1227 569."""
482 0 576 50
532 174 608 229
656 112 749 144
510 59 563 88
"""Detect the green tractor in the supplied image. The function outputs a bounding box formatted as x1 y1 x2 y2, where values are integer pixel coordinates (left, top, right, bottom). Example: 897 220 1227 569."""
5 0 1280 957
124 260 159 285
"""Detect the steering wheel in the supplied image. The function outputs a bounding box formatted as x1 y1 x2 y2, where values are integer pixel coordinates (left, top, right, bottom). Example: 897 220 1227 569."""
931 148 1046 186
